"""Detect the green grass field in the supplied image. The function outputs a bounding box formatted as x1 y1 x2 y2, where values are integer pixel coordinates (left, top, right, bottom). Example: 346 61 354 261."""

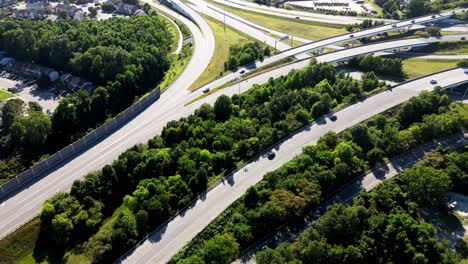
402 58 458 79
208 0 346 41
0 89 15 102
189 15 262 90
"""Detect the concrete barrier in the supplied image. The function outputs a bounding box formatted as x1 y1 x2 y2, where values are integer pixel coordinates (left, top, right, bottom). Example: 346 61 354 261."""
0 88 161 200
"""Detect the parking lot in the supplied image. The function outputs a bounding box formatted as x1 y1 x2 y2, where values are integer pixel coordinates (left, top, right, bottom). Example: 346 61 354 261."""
0 70 62 114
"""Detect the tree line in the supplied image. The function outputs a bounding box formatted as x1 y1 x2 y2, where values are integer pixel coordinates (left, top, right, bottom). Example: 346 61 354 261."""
348 55 404 78
171 92 466 264
0 16 172 183
37 63 387 262
224 42 271 71
255 147 467 264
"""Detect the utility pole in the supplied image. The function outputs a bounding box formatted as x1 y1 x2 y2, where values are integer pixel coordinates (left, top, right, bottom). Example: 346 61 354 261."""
290 36 293 47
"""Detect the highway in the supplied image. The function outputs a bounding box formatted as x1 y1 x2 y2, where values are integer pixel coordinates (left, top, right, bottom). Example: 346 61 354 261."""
0 25 464 241
234 133 468 264
195 9 466 91
118 69 468 263
210 0 395 25
0 0 215 240
194 33 468 96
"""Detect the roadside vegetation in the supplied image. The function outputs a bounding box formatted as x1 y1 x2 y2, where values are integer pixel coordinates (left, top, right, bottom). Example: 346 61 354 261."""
208 0 347 40
373 0 467 19
348 55 405 78
413 41 468 55
255 147 467 264
1 63 390 263
0 15 173 184
0 88 15 103
224 42 271 71
189 15 261 90
172 93 467 263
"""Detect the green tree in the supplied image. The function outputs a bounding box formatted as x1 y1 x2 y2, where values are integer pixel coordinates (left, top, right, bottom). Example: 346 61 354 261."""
214 95 233 121
203 233 240 264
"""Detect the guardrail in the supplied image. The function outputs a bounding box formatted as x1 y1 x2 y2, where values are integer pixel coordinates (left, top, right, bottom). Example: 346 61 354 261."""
114 67 467 263
0 88 161 201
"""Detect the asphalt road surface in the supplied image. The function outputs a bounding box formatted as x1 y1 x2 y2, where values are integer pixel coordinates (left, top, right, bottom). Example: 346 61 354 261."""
0 0 215 240
118 69 468 264
210 0 395 25
195 9 466 92
0 30 465 242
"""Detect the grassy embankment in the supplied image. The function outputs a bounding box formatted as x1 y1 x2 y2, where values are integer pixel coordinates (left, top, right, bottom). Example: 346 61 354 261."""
0 89 16 103
188 15 264 91
402 58 459 79
208 0 347 40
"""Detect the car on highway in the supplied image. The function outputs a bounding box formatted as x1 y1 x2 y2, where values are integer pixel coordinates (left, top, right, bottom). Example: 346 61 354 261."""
349 34 354 38
411 20 415 23
203 87 210 93
295 16 300 19
464 68 468 74
461 37 466 40
267 150 276 160
239 70 245 74
391 24 397 28
430 79 437 84
330 115 337 121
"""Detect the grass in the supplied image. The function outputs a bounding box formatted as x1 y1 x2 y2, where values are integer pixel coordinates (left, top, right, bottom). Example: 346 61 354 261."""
0 219 40 264
185 56 295 105
0 88 15 102
159 46 192 91
208 0 347 41
161 14 181 54
402 58 458 79
188 14 263 91
454 102 468 119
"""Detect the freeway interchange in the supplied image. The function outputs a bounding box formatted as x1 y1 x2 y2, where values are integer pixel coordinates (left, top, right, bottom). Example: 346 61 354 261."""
0 1 468 263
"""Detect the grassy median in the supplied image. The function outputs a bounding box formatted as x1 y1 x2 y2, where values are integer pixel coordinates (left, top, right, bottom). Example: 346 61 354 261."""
402 58 458 79
208 0 346 40
189 15 263 90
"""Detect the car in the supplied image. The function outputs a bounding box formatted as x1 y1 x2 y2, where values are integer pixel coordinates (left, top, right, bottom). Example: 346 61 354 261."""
391 24 397 28
295 16 300 19
452 10 456 14
349 34 354 37
330 115 337 121
461 37 466 40
411 20 415 23
261 245 269 250
432 15 436 18
267 151 276 160
239 70 245 74
430 79 437 84
203 87 210 93
464 68 468 74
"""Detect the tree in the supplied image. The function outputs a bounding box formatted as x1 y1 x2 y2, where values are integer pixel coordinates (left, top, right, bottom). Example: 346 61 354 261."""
101 2 116 13
407 0 431 17
88 6 98 17
214 95 233 121
1 98 24 131
400 166 452 206
203 233 240 264
426 26 441 37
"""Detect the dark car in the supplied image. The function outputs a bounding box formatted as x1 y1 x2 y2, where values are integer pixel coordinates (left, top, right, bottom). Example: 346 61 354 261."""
267 151 276 160
330 115 337 121
203 87 210 93
461 37 466 40
349 34 354 37
239 70 245 74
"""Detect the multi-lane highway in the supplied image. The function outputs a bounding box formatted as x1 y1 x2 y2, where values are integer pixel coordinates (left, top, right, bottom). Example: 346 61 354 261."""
210 0 395 25
0 0 216 240
195 9 466 91
0 23 465 243
0 2 466 259
119 68 468 264
234 133 468 264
